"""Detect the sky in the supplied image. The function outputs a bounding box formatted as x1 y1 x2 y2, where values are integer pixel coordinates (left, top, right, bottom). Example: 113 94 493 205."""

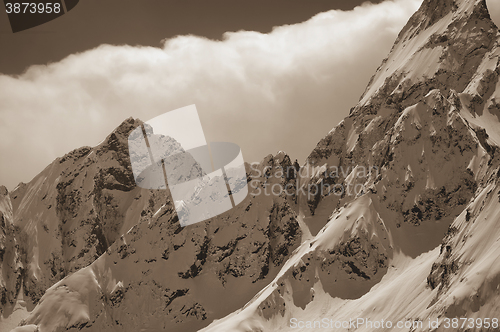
0 0 499 190
0 0 384 75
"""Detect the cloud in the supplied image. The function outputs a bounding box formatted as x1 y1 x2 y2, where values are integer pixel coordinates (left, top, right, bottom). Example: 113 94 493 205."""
0 0 422 190
486 0 500 29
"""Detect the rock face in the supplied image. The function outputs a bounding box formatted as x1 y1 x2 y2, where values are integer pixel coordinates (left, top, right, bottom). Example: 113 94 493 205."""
4 0 500 331
11 154 302 332
1 118 302 331
6 118 155 308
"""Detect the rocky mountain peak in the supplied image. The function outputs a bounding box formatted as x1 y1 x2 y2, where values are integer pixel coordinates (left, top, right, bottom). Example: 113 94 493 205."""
0 185 8 196
355 0 499 114
404 0 491 34
97 117 142 156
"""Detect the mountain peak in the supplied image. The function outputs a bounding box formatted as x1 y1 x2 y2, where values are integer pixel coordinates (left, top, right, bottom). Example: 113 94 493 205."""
417 0 489 27
102 117 142 145
356 0 498 111
396 0 494 46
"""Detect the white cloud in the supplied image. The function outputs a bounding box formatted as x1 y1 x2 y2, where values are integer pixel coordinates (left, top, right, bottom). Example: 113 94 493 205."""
0 0 422 189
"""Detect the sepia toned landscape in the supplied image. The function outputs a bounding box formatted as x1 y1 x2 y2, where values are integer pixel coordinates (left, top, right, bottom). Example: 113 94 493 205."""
2 0 500 331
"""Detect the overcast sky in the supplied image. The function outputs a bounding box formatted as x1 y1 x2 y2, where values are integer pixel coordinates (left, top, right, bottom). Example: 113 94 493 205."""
1 0 499 190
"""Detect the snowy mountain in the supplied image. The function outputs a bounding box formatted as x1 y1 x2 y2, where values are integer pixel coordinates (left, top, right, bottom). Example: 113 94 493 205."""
2 0 500 331
0 186 22 314
0 119 303 331
198 0 500 331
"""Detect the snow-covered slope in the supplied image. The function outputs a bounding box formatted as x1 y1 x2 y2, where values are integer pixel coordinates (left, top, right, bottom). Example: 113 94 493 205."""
3 118 162 309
